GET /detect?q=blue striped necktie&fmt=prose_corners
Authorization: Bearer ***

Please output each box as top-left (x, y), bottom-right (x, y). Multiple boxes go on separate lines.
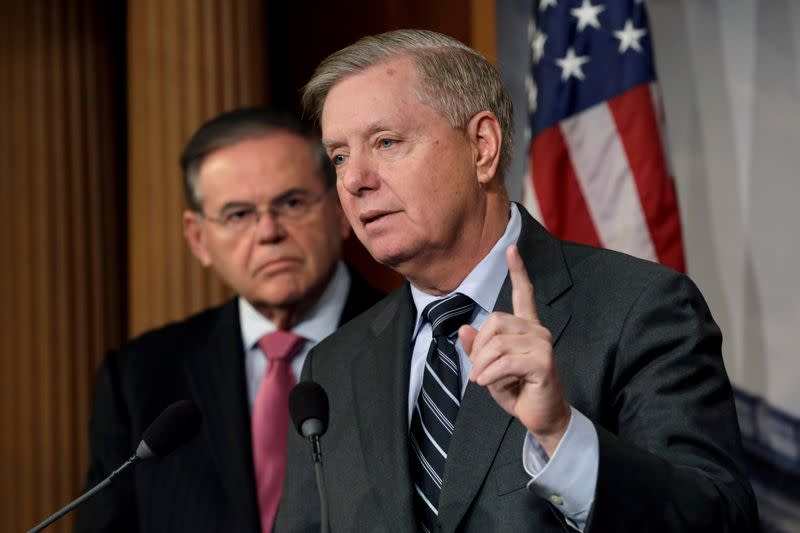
top-left (409, 293), bottom-right (477, 532)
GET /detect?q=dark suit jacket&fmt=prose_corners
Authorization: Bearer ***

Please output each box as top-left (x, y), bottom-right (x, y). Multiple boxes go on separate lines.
top-left (75, 271), bottom-right (383, 533)
top-left (276, 208), bottom-right (758, 532)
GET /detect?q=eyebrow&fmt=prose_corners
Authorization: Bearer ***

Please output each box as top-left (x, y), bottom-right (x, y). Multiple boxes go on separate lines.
top-left (322, 121), bottom-right (398, 151)
top-left (217, 188), bottom-right (312, 213)
top-left (217, 201), bottom-right (254, 215)
top-left (321, 139), bottom-right (342, 151)
top-left (271, 187), bottom-right (315, 203)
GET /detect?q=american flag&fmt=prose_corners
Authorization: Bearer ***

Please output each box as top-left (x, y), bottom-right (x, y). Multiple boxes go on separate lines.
top-left (522, 0), bottom-right (686, 272)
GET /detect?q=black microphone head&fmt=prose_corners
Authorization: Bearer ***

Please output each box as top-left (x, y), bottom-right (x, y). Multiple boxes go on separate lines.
top-left (137, 400), bottom-right (202, 459)
top-left (289, 381), bottom-right (329, 438)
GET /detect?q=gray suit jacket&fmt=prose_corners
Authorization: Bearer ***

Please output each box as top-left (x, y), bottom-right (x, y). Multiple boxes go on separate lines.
top-left (277, 207), bottom-right (757, 532)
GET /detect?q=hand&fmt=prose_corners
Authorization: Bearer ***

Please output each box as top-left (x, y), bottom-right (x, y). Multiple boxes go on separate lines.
top-left (460, 245), bottom-right (571, 456)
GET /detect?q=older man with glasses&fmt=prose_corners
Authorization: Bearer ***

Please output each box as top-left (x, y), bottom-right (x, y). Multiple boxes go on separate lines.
top-left (76, 108), bottom-right (383, 533)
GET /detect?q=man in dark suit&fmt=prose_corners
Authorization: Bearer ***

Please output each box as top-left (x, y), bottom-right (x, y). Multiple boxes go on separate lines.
top-left (76, 108), bottom-right (383, 533)
top-left (276, 30), bottom-right (758, 532)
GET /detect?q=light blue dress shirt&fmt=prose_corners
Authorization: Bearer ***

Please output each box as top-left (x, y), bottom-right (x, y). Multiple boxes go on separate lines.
top-left (408, 204), bottom-right (598, 531)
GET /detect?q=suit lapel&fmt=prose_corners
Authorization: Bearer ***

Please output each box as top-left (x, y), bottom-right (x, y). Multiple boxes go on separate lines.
top-left (183, 300), bottom-right (261, 532)
top-left (437, 381), bottom-right (513, 530)
top-left (350, 287), bottom-right (417, 531)
top-left (438, 208), bottom-right (573, 532)
top-left (511, 207), bottom-right (572, 347)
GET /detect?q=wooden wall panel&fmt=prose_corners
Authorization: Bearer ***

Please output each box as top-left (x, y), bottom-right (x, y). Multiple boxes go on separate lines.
top-left (0, 1), bottom-right (124, 531)
top-left (127, 0), bottom-right (268, 336)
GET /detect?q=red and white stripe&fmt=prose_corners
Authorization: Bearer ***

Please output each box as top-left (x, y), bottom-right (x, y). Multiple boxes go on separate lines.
top-left (523, 82), bottom-right (686, 272)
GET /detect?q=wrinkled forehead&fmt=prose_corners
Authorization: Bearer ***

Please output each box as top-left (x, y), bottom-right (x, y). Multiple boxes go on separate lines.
top-left (322, 57), bottom-right (423, 115)
top-left (195, 133), bottom-right (326, 199)
top-left (319, 52), bottom-right (422, 113)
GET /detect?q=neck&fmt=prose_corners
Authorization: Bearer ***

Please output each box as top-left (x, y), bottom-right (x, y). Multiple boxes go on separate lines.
top-left (406, 193), bottom-right (510, 296)
top-left (257, 305), bottom-right (304, 330)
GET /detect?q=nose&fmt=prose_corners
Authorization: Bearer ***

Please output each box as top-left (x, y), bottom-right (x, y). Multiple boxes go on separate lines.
top-left (340, 150), bottom-right (379, 197)
top-left (253, 209), bottom-right (285, 244)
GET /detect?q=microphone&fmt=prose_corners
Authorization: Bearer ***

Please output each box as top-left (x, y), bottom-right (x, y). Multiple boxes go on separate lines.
top-left (27, 399), bottom-right (202, 533)
top-left (289, 381), bottom-right (330, 533)
top-left (136, 399), bottom-right (203, 459)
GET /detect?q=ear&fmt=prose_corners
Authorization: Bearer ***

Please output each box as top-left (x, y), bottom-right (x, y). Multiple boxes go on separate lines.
top-left (183, 210), bottom-right (213, 267)
top-left (466, 111), bottom-right (502, 185)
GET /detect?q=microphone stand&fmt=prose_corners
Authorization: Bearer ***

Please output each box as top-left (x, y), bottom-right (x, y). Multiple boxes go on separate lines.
top-left (310, 435), bottom-right (329, 533)
top-left (26, 399), bottom-right (200, 533)
top-left (27, 454), bottom-right (140, 533)
top-left (291, 383), bottom-right (330, 533)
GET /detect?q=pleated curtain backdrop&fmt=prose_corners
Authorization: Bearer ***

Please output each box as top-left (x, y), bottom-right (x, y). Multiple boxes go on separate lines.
top-left (127, 0), bottom-right (267, 337)
top-left (0, 1), bottom-right (125, 531)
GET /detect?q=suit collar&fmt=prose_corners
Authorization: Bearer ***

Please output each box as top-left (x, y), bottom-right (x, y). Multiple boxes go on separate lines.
top-left (512, 202), bottom-right (573, 306)
top-left (183, 300), bottom-right (261, 532)
top-left (499, 206), bottom-right (573, 348)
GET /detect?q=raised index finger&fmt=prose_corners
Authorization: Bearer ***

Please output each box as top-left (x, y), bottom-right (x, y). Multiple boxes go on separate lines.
top-left (506, 244), bottom-right (539, 322)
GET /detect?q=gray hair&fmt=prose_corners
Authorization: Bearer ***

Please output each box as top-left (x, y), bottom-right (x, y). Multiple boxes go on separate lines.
top-left (302, 29), bottom-right (514, 182)
top-left (180, 107), bottom-right (335, 211)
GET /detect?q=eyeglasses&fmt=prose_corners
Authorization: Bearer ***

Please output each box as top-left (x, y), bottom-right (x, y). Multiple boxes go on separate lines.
top-left (199, 189), bottom-right (329, 235)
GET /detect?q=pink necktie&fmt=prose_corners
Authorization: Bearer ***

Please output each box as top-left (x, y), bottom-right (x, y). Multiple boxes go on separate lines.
top-left (252, 330), bottom-right (305, 533)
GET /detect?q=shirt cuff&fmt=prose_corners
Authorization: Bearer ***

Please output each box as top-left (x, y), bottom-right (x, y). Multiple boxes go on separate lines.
top-left (522, 406), bottom-right (598, 530)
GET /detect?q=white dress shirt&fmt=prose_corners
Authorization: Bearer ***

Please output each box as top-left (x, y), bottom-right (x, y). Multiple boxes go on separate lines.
top-left (240, 261), bottom-right (351, 408)
top-left (407, 204), bottom-right (598, 531)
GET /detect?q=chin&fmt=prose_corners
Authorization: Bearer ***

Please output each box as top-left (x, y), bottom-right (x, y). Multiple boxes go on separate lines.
top-left (250, 294), bottom-right (306, 315)
top-left (366, 242), bottom-right (419, 270)
top-left (252, 283), bottom-right (306, 307)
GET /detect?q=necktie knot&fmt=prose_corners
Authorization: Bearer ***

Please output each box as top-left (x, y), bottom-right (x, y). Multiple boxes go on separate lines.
top-left (423, 293), bottom-right (477, 338)
top-left (258, 330), bottom-right (305, 362)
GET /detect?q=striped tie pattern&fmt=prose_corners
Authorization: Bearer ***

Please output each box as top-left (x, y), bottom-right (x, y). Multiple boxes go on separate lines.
top-left (409, 293), bottom-right (477, 532)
